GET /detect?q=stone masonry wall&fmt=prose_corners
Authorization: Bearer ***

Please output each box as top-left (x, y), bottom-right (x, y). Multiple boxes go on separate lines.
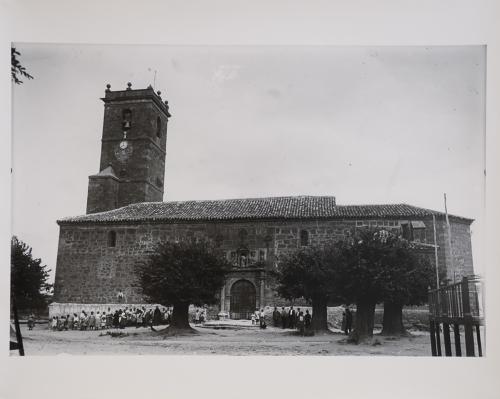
top-left (53, 216), bottom-right (473, 309)
top-left (448, 220), bottom-right (474, 281)
top-left (86, 175), bottom-right (119, 214)
top-left (88, 97), bottom-right (168, 213)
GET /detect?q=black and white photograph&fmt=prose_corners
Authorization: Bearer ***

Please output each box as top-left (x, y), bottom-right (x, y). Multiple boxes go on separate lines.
top-left (2, 2), bottom-right (500, 399)
top-left (10, 44), bottom-right (485, 356)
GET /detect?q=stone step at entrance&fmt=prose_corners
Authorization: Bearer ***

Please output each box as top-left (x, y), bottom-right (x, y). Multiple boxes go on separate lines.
top-left (199, 319), bottom-right (260, 330)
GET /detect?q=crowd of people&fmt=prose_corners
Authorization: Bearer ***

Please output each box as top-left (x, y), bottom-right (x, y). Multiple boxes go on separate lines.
top-left (47, 304), bottom-right (353, 335)
top-left (192, 308), bottom-right (208, 325)
top-left (271, 305), bottom-right (353, 335)
top-left (251, 309), bottom-right (267, 329)
top-left (50, 306), bottom-right (171, 331)
top-left (271, 306), bottom-right (312, 335)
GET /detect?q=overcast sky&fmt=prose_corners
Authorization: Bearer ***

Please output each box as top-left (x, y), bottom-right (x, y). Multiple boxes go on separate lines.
top-left (11, 44), bottom-right (485, 282)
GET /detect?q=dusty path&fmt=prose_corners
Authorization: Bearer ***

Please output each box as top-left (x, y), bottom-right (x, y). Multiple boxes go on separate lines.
top-left (16, 323), bottom-right (431, 356)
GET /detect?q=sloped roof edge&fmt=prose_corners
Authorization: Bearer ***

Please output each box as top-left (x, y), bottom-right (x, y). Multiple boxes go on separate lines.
top-left (57, 196), bottom-right (474, 225)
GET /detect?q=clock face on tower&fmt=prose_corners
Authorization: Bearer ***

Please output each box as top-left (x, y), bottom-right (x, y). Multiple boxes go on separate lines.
top-left (114, 141), bottom-right (133, 163)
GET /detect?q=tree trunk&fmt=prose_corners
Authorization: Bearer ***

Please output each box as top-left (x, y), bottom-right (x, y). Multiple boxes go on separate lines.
top-left (381, 302), bottom-right (406, 336)
top-left (170, 302), bottom-right (192, 330)
top-left (350, 299), bottom-right (376, 344)
top-left (311, 297), bottom-right (329, 332)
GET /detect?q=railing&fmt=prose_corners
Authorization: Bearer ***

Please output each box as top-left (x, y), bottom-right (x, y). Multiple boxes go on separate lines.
top-left (428, 275), bottom-right (484, 357)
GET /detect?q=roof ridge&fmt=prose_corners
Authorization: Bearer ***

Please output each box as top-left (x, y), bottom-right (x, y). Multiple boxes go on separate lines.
top-left (336, 203), bottom-right (408, 207)
top-left (142, 195), bottom-right (337, 205)
top-left (57, 197), bottom-right (474, 224)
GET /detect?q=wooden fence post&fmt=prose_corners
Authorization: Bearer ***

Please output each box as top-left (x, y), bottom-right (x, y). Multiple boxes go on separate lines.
top-left (429, 318), bottom-right (437, 356)
top-left (435, 321), bottom-right (442, 356)
top-left (476, 325), bottom-right (482, 357)
top-left (462, 277), bottom-right (475, 357)
top-left (453, 323), bottom-right (462, 356)
top-left (443, 323), bottom-right (452, 356)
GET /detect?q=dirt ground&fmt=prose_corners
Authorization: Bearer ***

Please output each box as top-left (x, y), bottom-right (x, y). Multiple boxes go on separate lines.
top-left (15, 322), bottom-right (432, 356)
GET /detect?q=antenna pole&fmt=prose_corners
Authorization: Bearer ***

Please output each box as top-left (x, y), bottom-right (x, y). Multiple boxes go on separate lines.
top-left (444, 193), bottom-right (455, 283)
top-left (432, 214), bottom-right (440, 289)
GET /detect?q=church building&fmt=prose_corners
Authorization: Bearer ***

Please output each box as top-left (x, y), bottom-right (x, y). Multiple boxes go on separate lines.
top-left (51, 84), bottom-right (475, 318)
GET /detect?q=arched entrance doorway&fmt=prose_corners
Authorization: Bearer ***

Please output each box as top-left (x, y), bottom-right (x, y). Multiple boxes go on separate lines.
top-left (230, 280), bottom-right (256, 320)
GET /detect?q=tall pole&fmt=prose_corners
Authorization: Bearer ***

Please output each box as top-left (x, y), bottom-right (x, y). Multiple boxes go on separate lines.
top-left (444, 193), bottom-right (455, 283)
top-left (11, 296), bottom-right (25, 356)
top-left (432, 214), bottom-right (441, 319)
top-left (432, 214), bottom-right (440, 289)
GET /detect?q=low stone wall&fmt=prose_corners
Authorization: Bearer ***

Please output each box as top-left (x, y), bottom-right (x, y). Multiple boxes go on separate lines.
top-left (50, 302), bottom-right (217, 321)
top-left (48, 302), bottom-right (165, 318)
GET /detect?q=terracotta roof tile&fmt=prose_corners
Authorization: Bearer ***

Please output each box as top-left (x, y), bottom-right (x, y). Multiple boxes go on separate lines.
top-left (58, 196), bottom-right (473, 224)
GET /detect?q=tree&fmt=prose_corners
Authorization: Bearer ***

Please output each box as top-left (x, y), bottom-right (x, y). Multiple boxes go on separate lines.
top-left (380, 241), bottom-right (433, 336)
top-left (138, 240), bottom-right (230, 334)
top-left (339, 229), bottom-right (433, 342)
top-left (338, 229), bottom-right (400, 343)
top-left (11, 236), bottom-right (52, 313)
top-left (273, 244), bottom-right (345, 332)
top-left (11, 47), bottom-right (33, 84)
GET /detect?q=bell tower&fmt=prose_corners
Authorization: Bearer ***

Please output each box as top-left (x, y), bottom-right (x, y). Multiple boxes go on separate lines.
top-left (86, 82), bottom-right (171, 214)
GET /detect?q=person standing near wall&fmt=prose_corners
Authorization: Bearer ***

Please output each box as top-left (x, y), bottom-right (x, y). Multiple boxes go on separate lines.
top-left (27, 313), bottom-right (35, 330)
top-left (298, 311), bottom-right (305, 336)
top-left (281, 307), bottom-right (288, 329)
top-left (272, 306), bottom-right (281, 327)
top-left (345, 307), bottom-right (353, 335)
top-left (289, 306), bottom-right (296, 329)
top-left (304, 310), bottom-right (312, 333)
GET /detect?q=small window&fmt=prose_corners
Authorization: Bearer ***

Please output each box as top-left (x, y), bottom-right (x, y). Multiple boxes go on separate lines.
top-left (156, 116), bottom-right (162, 138)
top-left (400, 222), bottom-right (412, 241)
top-left (300, 230), bottom-right (309, 246)
top-left (108, 231), bottom-right (117, 247)
top-left (122, 109), bottom-right (132, 130)
top-left (411, 221), bottom-right (426, 243)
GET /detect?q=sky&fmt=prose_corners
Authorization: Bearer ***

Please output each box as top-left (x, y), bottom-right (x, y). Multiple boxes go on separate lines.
top-left (11, 44), bottom-right (486, 282)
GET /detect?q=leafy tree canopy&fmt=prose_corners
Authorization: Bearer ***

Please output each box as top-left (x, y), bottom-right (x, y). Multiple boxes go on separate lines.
top-left (11, 236), bottom-right (52, 312)
top-left (339, 228), bottom-right (433, 305)
top-left (378, 238), bottom-right (433, 306)
top-left (138, 240), bottom-right (230, 307)
top-left (274, 244), bottom-right (346, 304)
top-left (11, 47), bottom-right (34, 84)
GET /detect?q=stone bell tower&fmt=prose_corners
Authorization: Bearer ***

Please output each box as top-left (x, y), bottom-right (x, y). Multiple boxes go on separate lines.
top-left (86, 82), bottom-right (171, 214)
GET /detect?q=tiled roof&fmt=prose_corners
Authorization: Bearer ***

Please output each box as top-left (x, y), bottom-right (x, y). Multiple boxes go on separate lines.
top-left (58, 196), bottom-right (473, 224)
top-left (90, 165), bottom-right (117, 179)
